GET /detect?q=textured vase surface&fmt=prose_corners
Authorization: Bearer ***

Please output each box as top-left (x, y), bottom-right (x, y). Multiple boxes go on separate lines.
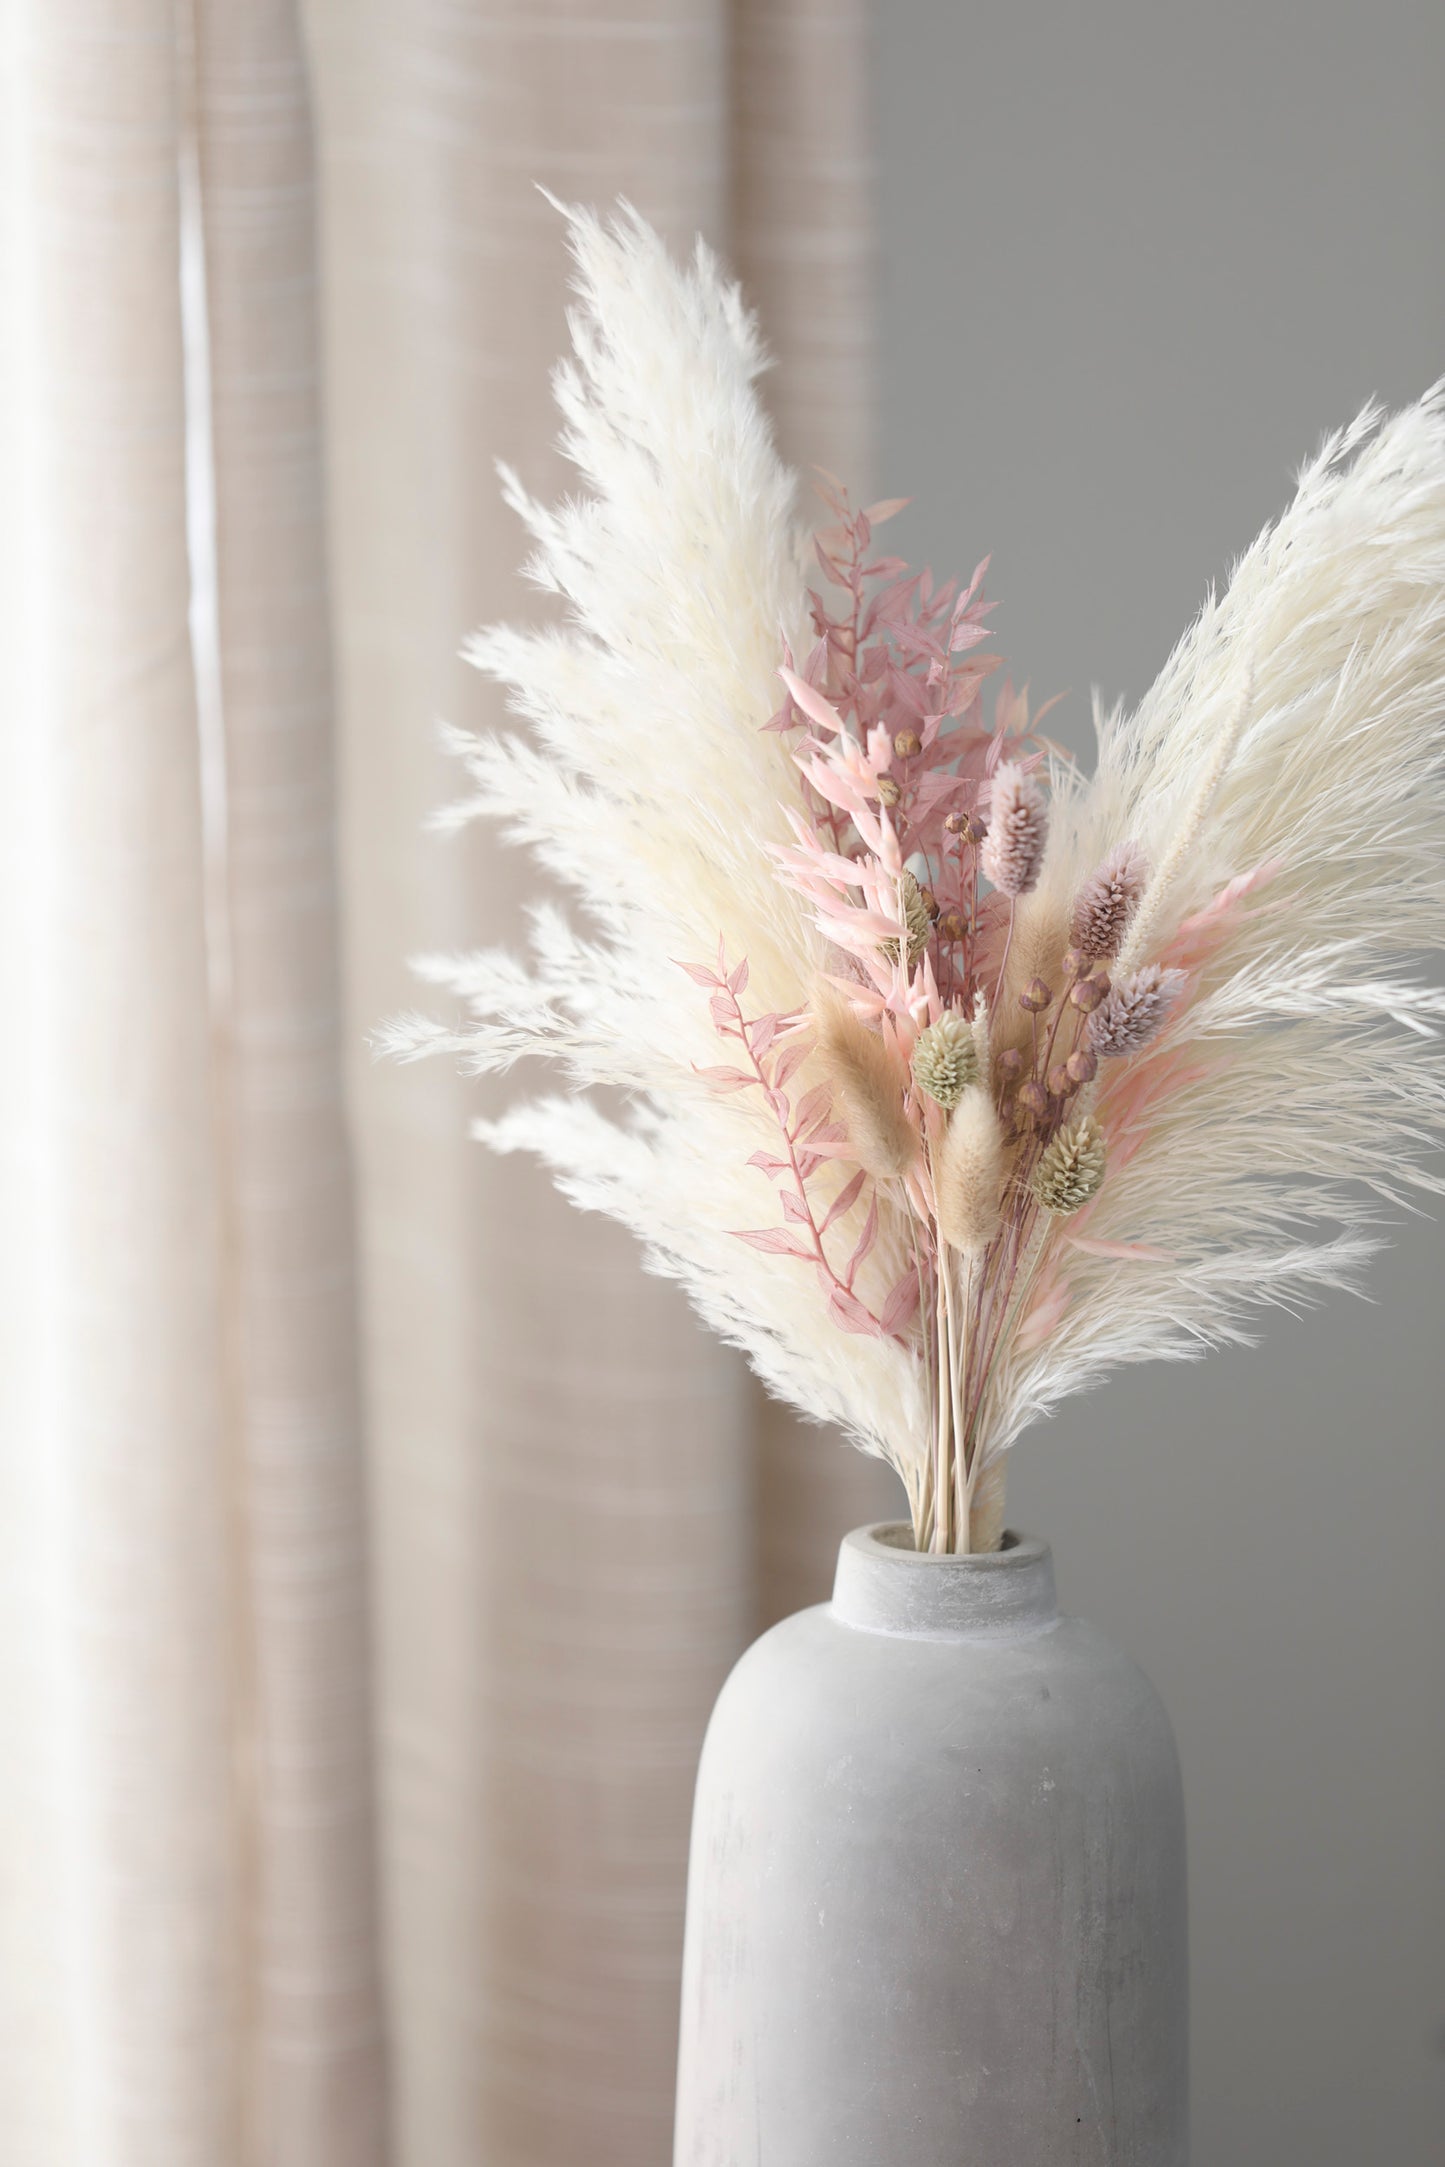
top-left (673, 1523), bottom-right (1188, 2166)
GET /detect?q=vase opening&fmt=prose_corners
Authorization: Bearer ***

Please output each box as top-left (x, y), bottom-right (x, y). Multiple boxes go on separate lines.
top-left (832, 1521), bottom-right (1058, 1638)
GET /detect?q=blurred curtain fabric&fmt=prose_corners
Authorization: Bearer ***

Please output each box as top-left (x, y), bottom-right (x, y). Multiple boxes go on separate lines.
top-left (0, 1), bottom-right (882, 2163)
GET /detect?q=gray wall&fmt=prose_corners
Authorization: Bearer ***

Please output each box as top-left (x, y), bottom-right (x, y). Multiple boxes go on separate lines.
top-left (876, 6), bottom-right (1445, 2162)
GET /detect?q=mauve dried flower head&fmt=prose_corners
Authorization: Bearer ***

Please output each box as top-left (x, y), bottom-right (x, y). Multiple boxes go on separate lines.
top-left (936, 1088), bottom-right (1006, 1255)
top-left (876, 775), bottom-right (901, 808)
top-left (1062, 945), bottom-right (1090, 981)
top-left (938, 910), bottom-right (969, 942)
top-left (981, 761), bottom-right (1047, 897)
top-left (1090, 965), bottom-right (1187, 1060)
top-left (996, 1046), bottom-right (1024, 1082)
top-left (894, 729), bottom-right (922, 759)
top-left (1033, 1114), bottom-right (1106, 1215)
top-left (1018, 976), bottom-right (1052, 1014)
top-left (1065, 1045), bottom-right (1098, 1086)
top-left (943, 811), bottom-right (966, 836)
top-left (1069, 973), bottom-right (1108, 1013)
top-left (912, 1013), bottom-right (979, 1110)
top-left (1016, 1079), bottom-right (1049, 1118)
top-left (1047, 1063), bottom-right (1076, 1098)
top-left (1069, 841), bottom-right (1151, 960)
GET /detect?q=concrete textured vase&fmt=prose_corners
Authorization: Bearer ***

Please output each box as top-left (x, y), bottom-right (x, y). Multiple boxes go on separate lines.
top-left (674, 1523), bottom-right (1188, 2166)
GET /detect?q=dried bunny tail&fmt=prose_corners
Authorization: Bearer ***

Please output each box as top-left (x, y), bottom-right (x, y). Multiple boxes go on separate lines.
top-left (815, 990), bottom-right (917, 1180)
top-left (982, 761), bottom-right (1048, 897)
top-left (935, 1088), bottom-right (1005, 1254)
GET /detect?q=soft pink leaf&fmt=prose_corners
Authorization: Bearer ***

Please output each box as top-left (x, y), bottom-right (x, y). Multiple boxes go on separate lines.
top-left (747, 1151), bottom-right (790, 1181)
top-left (695, 1065), bottom-right (753, 1090)
top-left (674, 958), bottom-right (720, 987)
top-left (731, 1228), bottom-right (815, 1260)
top-left (864, 496), bottom-right (910, 525)
top-left (728, 957), bottom-right (750, 997)
top-left (779, 665), bottom-right (846, 738)
top-left (748, 1012), bottom-right (779, 1060)
top-left (846, 1192), bottom-right (880, 1283)
top-left (773, 1041), bottom-right (810, 1089)
top-left (880, 1270), bottom-right (922, 1336)
top-left (793, 1082), bottom-right (832, 1133)
top-left (819, 1168), bottom-right (866, 1235)
top-left (828, 1287), bottom-right (885, 1339)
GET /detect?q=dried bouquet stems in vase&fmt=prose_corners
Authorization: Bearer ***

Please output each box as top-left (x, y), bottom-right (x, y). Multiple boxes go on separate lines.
top-left (385, 204), bottom-right (1445, 1553)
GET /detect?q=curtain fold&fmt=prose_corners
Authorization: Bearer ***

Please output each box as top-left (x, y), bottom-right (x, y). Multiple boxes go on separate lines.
top-left (0, 6), bottom-right (240, 2159)
top-left (188, 3), bottom-right (388, 2159)
top-left (302, 11), bottom-right (752, 2158)
top-left (0, 0), bottom-right (874, 2160)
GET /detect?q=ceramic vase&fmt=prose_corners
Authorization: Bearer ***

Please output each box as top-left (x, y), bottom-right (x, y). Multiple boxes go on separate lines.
top-left (673, 1522), bottom-right (1188, 2165)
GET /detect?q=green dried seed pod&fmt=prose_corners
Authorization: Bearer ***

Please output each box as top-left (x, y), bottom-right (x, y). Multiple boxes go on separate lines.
top-left (911, 1013), bottom-right (979, 1110)
top-left (1032, 1114), bottom-right (1106, 1215)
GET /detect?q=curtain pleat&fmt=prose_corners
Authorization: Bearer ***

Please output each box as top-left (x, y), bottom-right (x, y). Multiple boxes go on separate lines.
top-left (187, 4), bottom-right (389, 2161)
top-left (303, 5), bottom-right (757, 2163)
top-left (0, 7), bottom-right (240, 2162)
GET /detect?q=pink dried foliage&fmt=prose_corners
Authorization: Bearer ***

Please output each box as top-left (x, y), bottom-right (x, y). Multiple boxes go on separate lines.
top-left (684, 941), bottom-right (902, 1343)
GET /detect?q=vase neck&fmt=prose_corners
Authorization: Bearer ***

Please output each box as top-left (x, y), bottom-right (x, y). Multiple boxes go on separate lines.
top-left (831, 1523), bottom-right (1058, 1638)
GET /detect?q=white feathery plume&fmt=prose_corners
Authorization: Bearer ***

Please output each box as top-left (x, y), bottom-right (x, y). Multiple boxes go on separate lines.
top-left (982, 388), bottom-right (1445, 1461)
top-left (386, 202), bottom-right (930, 1502)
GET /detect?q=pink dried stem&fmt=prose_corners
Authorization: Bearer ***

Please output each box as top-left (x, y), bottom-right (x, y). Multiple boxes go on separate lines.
top-left (718, 972), bottom-right (894, 1338)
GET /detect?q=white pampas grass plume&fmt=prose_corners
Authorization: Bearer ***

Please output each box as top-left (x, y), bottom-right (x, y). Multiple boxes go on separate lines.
top-left (815, 993), bottom-right (917, 1180)
top-left (982, 761), bottom-right (1048, 896)
top-left (396, 201), bottom-right (929, 1481)
top-left (984, 385), bottom-right (1445, 1457)
top-left (1089, 965), bottom-right (1186, 1059)
top-left (936, 1088), bottom-right (1005, 1254)
top-left (1069, 841), bottom-right (1149, 959)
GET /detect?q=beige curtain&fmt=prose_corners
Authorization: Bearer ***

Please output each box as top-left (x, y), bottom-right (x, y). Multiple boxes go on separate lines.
top-left (0, 2), bottom-right (883, 2162)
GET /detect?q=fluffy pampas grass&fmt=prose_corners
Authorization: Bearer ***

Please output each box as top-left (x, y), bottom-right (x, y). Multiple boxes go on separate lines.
top-left (385, 200), bottom-right (1445, 1552)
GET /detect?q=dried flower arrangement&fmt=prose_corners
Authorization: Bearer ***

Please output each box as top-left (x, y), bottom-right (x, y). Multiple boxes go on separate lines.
top-left (384, 205), bottom-right (1445, 1553)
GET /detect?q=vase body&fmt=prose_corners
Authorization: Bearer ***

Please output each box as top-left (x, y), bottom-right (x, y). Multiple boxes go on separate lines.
top-left (673, 1524), bottom-right (1188, 2166)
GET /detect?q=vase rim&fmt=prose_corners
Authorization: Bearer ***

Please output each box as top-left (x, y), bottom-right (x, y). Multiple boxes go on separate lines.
top-left (832, 1521), bottom-right (1058, 1638)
